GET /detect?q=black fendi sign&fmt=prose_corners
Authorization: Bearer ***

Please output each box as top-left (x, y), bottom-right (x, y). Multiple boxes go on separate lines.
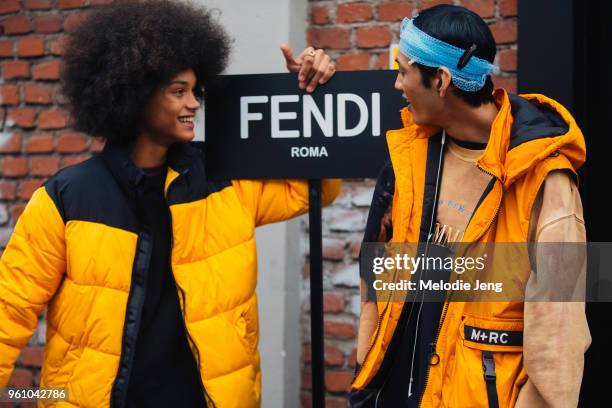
top-left (204, 71), bottom-right (405, 179)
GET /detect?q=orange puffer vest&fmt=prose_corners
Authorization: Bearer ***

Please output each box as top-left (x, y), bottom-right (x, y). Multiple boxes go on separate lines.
top-left (352, 89), bottom-right (586, 407)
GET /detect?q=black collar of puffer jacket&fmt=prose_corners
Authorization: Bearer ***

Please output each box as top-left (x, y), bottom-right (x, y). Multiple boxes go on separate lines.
top-left (100, 141), bottom-right (203, 200)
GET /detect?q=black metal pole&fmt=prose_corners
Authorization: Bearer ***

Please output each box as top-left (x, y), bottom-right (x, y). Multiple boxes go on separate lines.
top-left (308, 179), bottom-right (324, 408)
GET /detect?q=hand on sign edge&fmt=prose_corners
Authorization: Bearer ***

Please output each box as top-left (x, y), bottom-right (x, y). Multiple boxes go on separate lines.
top-left (280, 43), bottom-right (336, 93)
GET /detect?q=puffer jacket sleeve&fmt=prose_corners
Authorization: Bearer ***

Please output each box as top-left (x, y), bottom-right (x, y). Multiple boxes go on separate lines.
top-left (0, 186), bottom-right (66, 386)
top-left (231, 179), bottom-right (341, 226)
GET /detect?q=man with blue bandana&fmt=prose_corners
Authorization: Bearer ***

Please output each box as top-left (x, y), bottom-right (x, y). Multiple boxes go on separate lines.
top-left (351, 5), bottom-right (590, 408)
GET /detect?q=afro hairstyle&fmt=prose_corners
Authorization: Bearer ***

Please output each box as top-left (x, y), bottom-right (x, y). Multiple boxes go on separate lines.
top-left (61, 0), bottom-right (231, 144)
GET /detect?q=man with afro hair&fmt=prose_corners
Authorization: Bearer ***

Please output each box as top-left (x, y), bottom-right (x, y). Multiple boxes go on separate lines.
top-left (0, 1), bottom-right (339, 407)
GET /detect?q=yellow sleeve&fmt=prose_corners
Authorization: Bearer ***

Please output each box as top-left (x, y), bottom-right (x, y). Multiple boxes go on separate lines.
top-left (0, 187), bottom-right (66, 386)
top-left (231, 179), bottom-right (341, 226)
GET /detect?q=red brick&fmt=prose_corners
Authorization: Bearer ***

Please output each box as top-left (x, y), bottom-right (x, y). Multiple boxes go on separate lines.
top-left (349, 238), bottom-right (362, 259)
top-left (311, 5), bottom-right (329, 25)
top-left (1, 60), bottom-right (30, 79)
top-left (419, 0), bottom-right (453, 10)
top-left (377, 2), bottom-right (412, 22)
top-left (356, 26), bottom-right (392, 49)
top-left (10, 203), bottom-right (27, 220)
top-left (301, 366), bottom-right (312, 391)
top-left (493, 75), bottom-right (517, 93)
top-left (32, 60), bottom-right (61, 80)
top-left (26, 0), bottom-right (53, 10)
top-left (0, 40), bottom-right (13, 57)
top-left (18, 37), bottom-right (45, 58)
top-left (18, 179), bottom-right (42, 200)
top-left (325, 370), bottom-right (353, 393)
top-left (8, 368), bottom-right (33, 387)
top-left (39, 109), bottom-right (68, 129)
top-left (0, 0), bottom-right (21, 15)
top-left (7, 108), bottom-right (36, 128)
top-left (34, 15), bottom-right (63, 33)
top-left (18, 402), bottom-right (39, 408)
top-left (373, 51), bottom-right (390, 70)
top-left (26, 133), bottom-right (54, 152)
top-left (0, 132), bottom-right (21, 152)
top-left (24, 84), bottom-right (53, 105)
top-left (323, 238), bottom-right (345, 260)
top-left (301, 392), bottom-right (312, 408)
top-left (326, 396), bottom-right (349, 408)
top-left (63, 11), bottom-right (90, 33)
top-left (3, 15), bottom-right (33, 35)
top-left (461, 0), bottom-right (495, 18)
top-left (307, 28), bottom-right (350, 50)
top-left (59, 0), bottom-right (87, 9)
top-left (0, 85), bottom-right (20, 106)
top-left (489, 20), bottom-right (517, 44)
top-left (497, 48), bottom-right (517, 72)
top-left (58, 132), bottom-right (87, 152)
top-left (336, 3), bottom-right (372, 23)
top-left (90, 137), bottom-right (105, 152)
top-left (1, 156), bottom-right (28, 176)
top-left (90, 0), bottom-right (114, 5)
top-left (48, 37), bottom-right (66, 56)
top-left (324, 291), bottom-right (346, 313)
top-left (336, 53), bottom-right (370, 71)
top-left (324, 343), bottom-right (344, 366)
top-left (0, 181), bottom-right (17, 199)
top-left (31, 155), bottom-right (59, 176)
top-left (61, 154), bottom-right (90, 168)
top-left (348, 347), bottom-right (357, 367)
top-left (302, 343), bottom-right (312, 364)
top-left (500, 0), bottom-right (517, 17)
top-left (324, 319), bottom-right (356, 338)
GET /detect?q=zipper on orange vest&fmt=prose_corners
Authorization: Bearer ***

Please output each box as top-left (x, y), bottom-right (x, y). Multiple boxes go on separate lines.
top-left (416, 294), bottom-right (449, 407)
top-left (418, 165), bottom-right (503, 407)
top-left (471, 164), bottom-right (505, 241)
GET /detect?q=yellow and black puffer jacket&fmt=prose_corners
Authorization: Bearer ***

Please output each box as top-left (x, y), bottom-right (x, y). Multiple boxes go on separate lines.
top-left (0, 141), bottom-right (340, 407)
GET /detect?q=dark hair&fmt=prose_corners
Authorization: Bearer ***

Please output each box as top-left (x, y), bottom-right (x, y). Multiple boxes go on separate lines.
top-left (61, 0), bottom-right (231, 144)
top-left (413, 5), bottom-right (496, 107)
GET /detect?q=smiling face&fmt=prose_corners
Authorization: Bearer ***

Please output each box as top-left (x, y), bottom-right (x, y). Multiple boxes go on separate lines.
top-left (394, 53), bottom-right (445, 126)
top-left (141, 69), bottom-right (202, 145)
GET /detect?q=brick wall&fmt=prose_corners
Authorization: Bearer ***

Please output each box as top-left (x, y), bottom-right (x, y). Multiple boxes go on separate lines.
top-left (300, 0), bottom-right (517, 406)
top-left (0, 0), bottom-right (109, 399)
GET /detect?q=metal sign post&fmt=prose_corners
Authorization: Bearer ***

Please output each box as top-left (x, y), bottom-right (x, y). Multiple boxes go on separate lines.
top-left (205, 71), bottom-right (404, 407)
top-left (308, 179), bottom-right (324, 407)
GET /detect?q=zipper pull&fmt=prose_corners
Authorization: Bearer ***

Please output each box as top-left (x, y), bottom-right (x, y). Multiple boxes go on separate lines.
top-left (428, 342), bottom-right (440, 366)
top-left (408, 376), bottom-right (414, 397)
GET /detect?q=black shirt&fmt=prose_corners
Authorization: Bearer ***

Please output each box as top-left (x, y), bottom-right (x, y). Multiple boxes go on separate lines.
top-left (125, 165), bottom-right (205, 408)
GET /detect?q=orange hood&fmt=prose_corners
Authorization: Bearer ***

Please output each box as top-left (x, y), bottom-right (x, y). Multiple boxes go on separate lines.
top-left (389, 89), bottom-right (586, 187)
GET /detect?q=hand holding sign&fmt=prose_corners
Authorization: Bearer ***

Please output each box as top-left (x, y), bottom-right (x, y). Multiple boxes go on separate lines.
top-left (280, 44), bottom-right (336, 93)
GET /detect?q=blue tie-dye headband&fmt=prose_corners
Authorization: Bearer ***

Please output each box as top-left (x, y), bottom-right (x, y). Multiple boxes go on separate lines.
top-left (399, 17), bottom-right (499, 92)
